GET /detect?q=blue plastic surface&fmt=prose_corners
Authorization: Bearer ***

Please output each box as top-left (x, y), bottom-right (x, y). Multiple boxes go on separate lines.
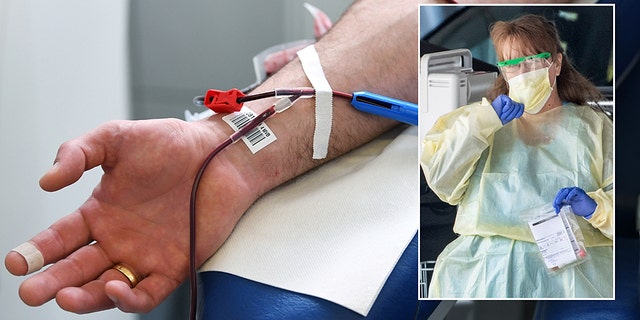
top-left (200, 233), bottom-right (440, 319)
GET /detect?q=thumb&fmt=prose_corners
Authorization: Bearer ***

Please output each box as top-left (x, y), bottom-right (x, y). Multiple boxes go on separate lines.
top-left (39, 123), bottom-right (121, 192)
top-left (39, 143), bottom-right (89, 192)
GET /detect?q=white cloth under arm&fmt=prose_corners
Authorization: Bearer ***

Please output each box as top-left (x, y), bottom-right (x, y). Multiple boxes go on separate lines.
top-left (200, 126), bottom-right (418, 316)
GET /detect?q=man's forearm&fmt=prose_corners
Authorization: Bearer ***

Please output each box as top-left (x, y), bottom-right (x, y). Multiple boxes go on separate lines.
top-left (319, 0), bottom-right (419, 101)
top-left (203, 0), bottom-right (420, 198)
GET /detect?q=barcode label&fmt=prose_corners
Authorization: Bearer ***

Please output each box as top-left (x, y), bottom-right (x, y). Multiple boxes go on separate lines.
top-left (230, 112), bottom-right (252, 128)
top-left (222, 107), bottom-right (277, 154)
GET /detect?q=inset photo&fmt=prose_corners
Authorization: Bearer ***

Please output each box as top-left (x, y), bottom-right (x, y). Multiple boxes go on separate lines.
top-left (418, 4), bottom-right (614, 300)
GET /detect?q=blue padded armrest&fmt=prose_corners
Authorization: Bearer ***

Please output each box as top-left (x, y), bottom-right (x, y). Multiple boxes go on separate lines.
top-left (200, 233), bottom-right (441, 320)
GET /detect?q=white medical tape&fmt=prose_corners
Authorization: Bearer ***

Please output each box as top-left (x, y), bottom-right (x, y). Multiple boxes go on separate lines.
top-left (12, 242), bottom-right (45, 275)
top-left (297, 44), bottom-right (333, 159)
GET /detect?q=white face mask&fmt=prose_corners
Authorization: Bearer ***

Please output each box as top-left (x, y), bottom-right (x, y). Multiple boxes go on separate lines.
top-left (507, 66), bottom-right (556, 114)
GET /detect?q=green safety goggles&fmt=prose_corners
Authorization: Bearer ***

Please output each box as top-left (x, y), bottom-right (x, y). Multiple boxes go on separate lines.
top-left (497, 52), bottom-right (551, 67)
top-left (497, 52), bottom-right (552, 79)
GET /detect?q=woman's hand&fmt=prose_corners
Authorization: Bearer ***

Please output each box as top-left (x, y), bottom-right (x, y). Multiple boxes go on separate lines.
top-left (491, 94), bottom-right (524, 125)
top-left (4, 118), bottom-right (258, 313)
top-left (553, 186), bottom-right (597, 219)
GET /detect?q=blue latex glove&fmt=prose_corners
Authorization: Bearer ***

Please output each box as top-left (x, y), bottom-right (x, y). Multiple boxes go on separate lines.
top-left (553, 187), bottom-right (597, 219)
top-left (491, 94), bottom-right (524, 125)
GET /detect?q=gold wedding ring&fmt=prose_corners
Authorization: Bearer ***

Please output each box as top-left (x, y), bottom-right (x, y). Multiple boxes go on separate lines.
top-left (112, 263), bottom-right (140, 287)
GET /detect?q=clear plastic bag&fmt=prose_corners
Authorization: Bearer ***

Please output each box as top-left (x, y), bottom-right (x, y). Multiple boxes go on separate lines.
top-left (522, 203), bottom-right (589, 271)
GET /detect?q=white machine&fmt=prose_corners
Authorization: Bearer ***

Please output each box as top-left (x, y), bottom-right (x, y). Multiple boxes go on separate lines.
top-left (419, 49), bottom-right (497, 152)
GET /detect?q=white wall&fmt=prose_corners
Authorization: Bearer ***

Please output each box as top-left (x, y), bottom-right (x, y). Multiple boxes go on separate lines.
top-left (0, 1), bottom-right (133, 319)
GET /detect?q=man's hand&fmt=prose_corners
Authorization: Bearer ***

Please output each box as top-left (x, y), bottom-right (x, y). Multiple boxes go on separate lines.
top-left (5, 0), bottom-right (418, 314)
top-left (4, 118), bottom-right (257, 313)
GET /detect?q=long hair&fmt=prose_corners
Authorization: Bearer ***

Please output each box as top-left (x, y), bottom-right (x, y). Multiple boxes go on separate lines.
top-left (487, 14), bottom-right (603, 106)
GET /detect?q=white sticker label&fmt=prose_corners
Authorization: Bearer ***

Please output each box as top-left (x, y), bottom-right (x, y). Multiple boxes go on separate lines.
top-left (528, 212), bottom-right (579, 270)
top-left (222, 107), bottom-right (277, 153)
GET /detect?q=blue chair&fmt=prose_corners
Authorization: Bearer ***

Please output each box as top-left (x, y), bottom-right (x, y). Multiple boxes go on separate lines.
top-left (200, 233), bottom-right (442, 320)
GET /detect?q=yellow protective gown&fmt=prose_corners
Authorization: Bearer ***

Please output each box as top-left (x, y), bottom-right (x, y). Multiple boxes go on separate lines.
top-left (421, 99), bottom-right (613, 298)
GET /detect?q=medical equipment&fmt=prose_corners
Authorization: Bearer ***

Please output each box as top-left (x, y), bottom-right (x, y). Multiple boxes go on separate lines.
top-left (351, 91), bottom-right (418, 126)
top-left (194, 88), bottom-right (418, 125)
top-left (419, 49), bottom-right (497, 151)
top-left (187, 93), bottom-right (307, 320)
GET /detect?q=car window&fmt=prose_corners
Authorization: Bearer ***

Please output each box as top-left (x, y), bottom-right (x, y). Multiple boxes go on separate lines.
top-left (424, 6), bottom-right (614, 88)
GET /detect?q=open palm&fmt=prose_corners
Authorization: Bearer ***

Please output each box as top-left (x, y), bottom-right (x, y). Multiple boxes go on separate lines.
top-left (5, 118), bottom-right (256, 313)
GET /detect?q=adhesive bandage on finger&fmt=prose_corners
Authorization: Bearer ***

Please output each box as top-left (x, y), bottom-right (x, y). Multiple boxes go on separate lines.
top-left (297, 45), bottom-right (333, 160)
top-left (12, 242), bottom-right (45, 275)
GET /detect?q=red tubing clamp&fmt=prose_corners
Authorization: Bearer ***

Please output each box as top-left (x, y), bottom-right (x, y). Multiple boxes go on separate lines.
top-left (203, 88), bottom-right (245, 113)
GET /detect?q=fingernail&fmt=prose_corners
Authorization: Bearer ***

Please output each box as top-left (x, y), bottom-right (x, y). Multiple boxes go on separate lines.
top-left (12, 242), bottom-right (45, 275)
top-left (107, 292), bottom-right (119, 305)
top-left (49, 161), bottom-right (60, 172)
